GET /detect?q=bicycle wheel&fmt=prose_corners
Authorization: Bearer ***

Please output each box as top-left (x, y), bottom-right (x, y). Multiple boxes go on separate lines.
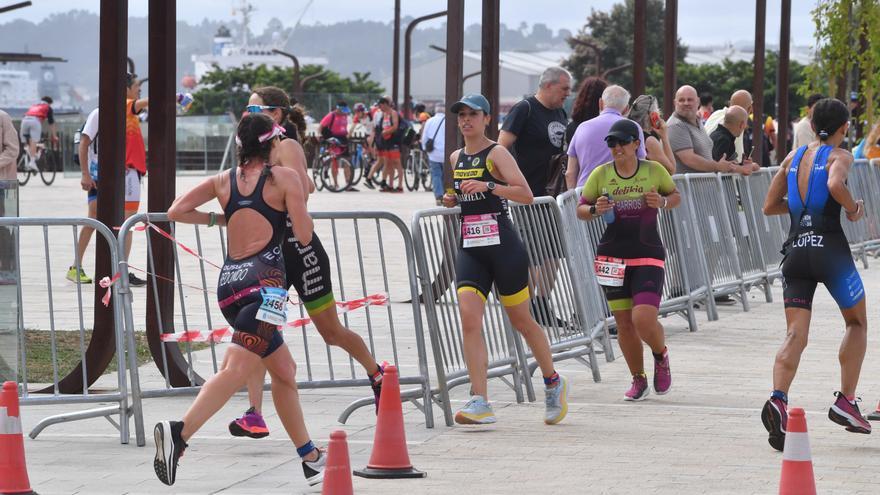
top-left (311, 152), bottom-right (325, 192)
top-left (403, 151), bottom-right (419, 191)
top-left (40, 149), bottom-right (58, 185)
top-left (321, 156), bottom-right (352, 193)
top-left (17, 151), bottom-right (31, 186)
top-left (421, 156), bottom-right (433, 192)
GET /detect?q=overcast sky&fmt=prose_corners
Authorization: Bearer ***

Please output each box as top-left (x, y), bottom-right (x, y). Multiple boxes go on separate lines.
top-left (6, 0), bottom-right (817, 46)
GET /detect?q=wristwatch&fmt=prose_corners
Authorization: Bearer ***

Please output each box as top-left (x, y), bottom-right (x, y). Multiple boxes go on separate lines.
top-left (486, 181), bottom-right (496, 192)
top-left (589, 205), bottom-right (597, 215)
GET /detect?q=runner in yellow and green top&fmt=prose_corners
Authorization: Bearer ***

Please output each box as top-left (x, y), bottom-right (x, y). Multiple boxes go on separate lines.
top-left (577, 118), bottom-right (681, 402)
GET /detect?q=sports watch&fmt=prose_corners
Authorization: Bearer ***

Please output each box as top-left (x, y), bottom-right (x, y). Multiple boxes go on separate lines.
top-left (486, 181), bottom-right (497, 192)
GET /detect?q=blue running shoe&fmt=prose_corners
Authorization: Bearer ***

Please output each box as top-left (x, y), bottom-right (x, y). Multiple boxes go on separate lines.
top-left (544, 375), bottom-right (569, 424)
top-left (454, 395), bottom-right (496, 425)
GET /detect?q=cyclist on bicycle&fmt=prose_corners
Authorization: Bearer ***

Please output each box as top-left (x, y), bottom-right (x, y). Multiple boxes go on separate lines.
top-left (20, 96), bottom-right (58, 172)
top-left (319, 101), bottom-right (352, 189)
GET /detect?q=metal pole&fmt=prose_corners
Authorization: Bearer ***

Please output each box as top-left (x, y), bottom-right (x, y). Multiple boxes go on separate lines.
top-left (775, 0), bottom-right (791, 163)
top-left (663, 0), bottom-right (678, 116)
top-left (404, 10), bottom-right (447, 121)
top-left (633, 0), bottom-right (647, 97)
top-left (752, 0), bottom-right (766, 166)
top-left (392, 0), bottom-right (401, 109)
top-left (54, 0), bottom-right (127, 394)
top-left (482, 0), bottom-right (500, 140)
top-left (272, 49), bottom-right (301, 102)
top-left (444, 0), bottom-right (464, 191)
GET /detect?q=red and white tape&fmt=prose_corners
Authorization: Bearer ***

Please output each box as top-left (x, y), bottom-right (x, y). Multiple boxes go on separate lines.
top-left (159, 293), bottom-right (389, 343)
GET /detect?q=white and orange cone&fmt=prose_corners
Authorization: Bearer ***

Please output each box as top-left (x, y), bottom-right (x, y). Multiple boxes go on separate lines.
top-left (779, 407), bottom-right (816, 495)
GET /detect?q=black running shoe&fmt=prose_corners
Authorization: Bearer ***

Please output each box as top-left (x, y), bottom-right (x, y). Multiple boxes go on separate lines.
top-left (369, 364), bottom-right (385, 414)
top-left (761, 397), bottom-right (788, 452)
top-left (129, 273), bottom-right (147, 287)
top-left (153, 420), bottom-right (187, 486)
top-left (301, 449), bottom-right (326, 486)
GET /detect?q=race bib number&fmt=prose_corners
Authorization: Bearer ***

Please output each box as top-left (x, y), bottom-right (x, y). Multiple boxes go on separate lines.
top-left (594, 256), bottom-right (625, 287)
top-left (462, 214), bottom-right (500, 248)
top-left (256, 287), bottom-right (288, 326)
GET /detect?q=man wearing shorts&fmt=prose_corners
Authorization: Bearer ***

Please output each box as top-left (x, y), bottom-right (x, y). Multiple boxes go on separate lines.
top-left (20, 96), bottom-right (58, 172)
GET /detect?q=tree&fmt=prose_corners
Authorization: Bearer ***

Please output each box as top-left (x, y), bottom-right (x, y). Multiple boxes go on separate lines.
top-left (802, 0), bottom-right (880, 131)
top-left (563, 0), bottom-right (688, 89)
top-left (188, 64), bottom-right (385, 115)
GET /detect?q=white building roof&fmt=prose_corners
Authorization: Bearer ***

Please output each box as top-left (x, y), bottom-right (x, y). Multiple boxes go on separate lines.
top-left (462, 50), bottom-right (570, 76)
top-left (685, 43), bottom-right (814, 66)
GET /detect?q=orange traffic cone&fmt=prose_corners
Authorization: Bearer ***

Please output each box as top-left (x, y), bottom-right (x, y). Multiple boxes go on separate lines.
top-left (0, 381), bottom-right (36, 495)
top-left (867, 400), bottom-right (880, 421)
top-left (779, 407), bottom-right (816, 495)
top-left (321, 430), bottom-right (353, 495)
top-left (353, 365), bottom-right (426, 479)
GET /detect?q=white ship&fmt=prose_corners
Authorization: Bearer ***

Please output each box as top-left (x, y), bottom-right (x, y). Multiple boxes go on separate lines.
top-left (0, 69), bottom-right (39, 109)
top-left (190, 1), bottom-right (327, 82)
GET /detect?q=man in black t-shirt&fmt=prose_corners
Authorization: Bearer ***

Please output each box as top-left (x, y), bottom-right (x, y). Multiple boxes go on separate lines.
top-left (498, 66), bottom-right (571, 329)
top-left (499, 66), bottom-right (571, 197)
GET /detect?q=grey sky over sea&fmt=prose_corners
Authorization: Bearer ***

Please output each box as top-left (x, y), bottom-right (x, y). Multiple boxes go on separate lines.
top-left (8, 0), bottom-right (817, 47)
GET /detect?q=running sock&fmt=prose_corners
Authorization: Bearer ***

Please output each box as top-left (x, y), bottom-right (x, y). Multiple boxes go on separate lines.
top-left (543, 371), bottom-right (560, 387)
top-left (846, 394), bottom-right (856, 403)
top-left (652, 347), bottom-right (667, 362)
top-left (634, 371), bottom-right (647, 379)
top-left (296, 440), bottom-right (317, 459)
top-left (771, 390), bottom-right (788, 403)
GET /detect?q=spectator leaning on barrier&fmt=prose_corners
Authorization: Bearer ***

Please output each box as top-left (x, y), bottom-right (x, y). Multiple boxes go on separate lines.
top-left (565, 76), bottom-right (608, 146)
top-left (667, 85), bottom-right (741, 174)
top-left (792, 93), bottom-right (824, 151)
top-left (566, 85), bottom-right (647, 188)
top-left (499, 66), bottom-right (571, 197)
top-left (710, 105), bottom-right (751, 168)
top-left (0, 108), bottom-right (17, 285)
top-left (0, 109), bottom-right (18, 181)
top-left (627, 95), bottom-right (675, 174)
top-left (704, 89), bottom-right (753, 164)
top-left (420, 103), bottom-right (446, 206)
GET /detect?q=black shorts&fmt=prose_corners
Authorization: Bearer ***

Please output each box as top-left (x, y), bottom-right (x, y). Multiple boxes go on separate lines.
top-left (282, 229), bottom-right (336, 315)
top-left (601, 262), bottom-right (665, 312)
top-left (217, 245), bottom-right (286, 358)
top-left (781, 233), bottom-right (864, 310)
top-left (456, 216), bottom-right (530, 307)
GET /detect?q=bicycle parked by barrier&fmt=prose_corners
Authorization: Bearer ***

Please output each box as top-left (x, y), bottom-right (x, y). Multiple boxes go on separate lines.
top-left (312, 137), bottom-right (357, 193)
top-left (16, 139), bottom-right (58, 186)
top-left (404, 147), bottom-right (432, 192)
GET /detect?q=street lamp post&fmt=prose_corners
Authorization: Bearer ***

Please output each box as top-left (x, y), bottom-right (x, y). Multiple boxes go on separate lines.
top-left (404, 10), bottom-right (447, 120)
top-left (272, 48), bottom-right (302, 101)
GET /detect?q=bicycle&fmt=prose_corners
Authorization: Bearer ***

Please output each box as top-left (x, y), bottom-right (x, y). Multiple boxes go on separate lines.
top-left (404, 147), bottom-right (431, 192)
top-left (17, 139), bottom-right (58, 186)
top-left (316, 137), bottom-right (355, 193)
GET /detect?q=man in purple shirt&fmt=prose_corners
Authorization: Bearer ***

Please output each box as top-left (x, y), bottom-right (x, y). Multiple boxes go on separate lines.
top-left (565, 85), bottom-right (646, 188)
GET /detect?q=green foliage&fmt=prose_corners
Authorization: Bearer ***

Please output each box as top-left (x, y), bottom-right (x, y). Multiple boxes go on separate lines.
top-left (647, 52), bottom-right (809, 122)
top-left (189, 64), bottom-right (384, 115)
top-left (803, 0), bottom-right (880, 126)
top-left (563, 0), bottom-right (687, 89)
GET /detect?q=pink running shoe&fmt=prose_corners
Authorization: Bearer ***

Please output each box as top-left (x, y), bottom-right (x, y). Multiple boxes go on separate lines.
top-left (228, 407), bottom-right (270, 438)
top-left (828, 392), bottom-right (872, 434)
top-left (624, 373), bottom-right (650, 401)
top-left (653, 349), bottom-right (671, 395)
top-left (761, 397), bottom-right (788, 451)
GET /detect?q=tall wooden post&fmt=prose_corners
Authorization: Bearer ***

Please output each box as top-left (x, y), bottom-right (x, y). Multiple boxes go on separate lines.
top-left (752, 0), bottom-right (766, 165)
top-left (633, 0), bottom-right (647, 97)
top-left (663, 0), bottom-right (678, 116)
top-left (481, 0), bottom-right (500, 140)
top-left (775, 0), bottom-right (791, 163)
top-left (443, 0), bottom-right (464, 191)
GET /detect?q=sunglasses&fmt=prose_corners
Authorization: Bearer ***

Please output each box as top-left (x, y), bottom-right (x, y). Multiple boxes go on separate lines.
top-left (605, 137), bottom-right (635, 148)
top-left (245, 105), bottom-right (281, 113)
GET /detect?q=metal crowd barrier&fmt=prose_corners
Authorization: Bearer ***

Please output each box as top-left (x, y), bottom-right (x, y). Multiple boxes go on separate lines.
top-left (844, 159), bottom-right (880, 267)
top-left (719, 174), bottom-right (774, 302)
top-left (117, 211), bottom-right (435, 428)
top-left (411, 206), bottom-right (529, 427)
top-left (508, 197), bottom-right (602, 389)
top-left (0, 217), bottom-right (140, 445)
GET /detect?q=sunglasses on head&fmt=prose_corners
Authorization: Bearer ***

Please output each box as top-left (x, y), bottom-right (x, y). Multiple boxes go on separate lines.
top-left (245, 104), bottom-right (281, 113)
top-left (606, 137), bottom-right (635, 148)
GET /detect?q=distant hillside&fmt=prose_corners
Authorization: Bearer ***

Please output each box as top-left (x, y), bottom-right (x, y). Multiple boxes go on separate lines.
top-left (0, 10), bottom-right (571, 106)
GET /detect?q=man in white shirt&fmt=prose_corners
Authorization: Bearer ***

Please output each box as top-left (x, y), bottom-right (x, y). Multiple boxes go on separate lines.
top-left (792, 94), bottom-right (823, 150)
top-left (67, 108), bottom-right (99, 284)
top-left (419, 104), bottom-right (446, 205)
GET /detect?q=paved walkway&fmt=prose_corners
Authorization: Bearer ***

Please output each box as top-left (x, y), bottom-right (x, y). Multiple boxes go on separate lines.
top-left (10, 176), bottom-right (880, 494)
